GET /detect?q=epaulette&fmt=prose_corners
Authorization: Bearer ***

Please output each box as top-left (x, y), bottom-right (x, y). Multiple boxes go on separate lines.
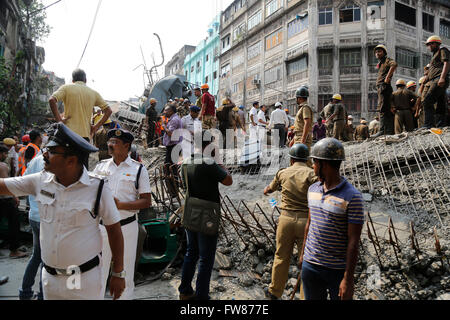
top-left (89, 172), bottom-right (108, 181)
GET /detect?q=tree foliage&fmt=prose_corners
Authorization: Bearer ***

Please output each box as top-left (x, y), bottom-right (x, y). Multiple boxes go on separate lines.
top-left (0, 57), bottom-right (23, 137)
top-left (18, 0), bottom-right (52, 43)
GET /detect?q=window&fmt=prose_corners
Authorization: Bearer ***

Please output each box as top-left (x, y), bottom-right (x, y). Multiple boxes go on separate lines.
top-left (319, 7), bottom-right (332, 25)
top-left (206, 54), bottom-right (209, 62)
top-left (340, 49), bottom-right (361, 67)
top-left (265, 29), bottom-right (283, 50)
top-left (266, 0), bottom-right (282, 18)
top-left (368, 47), bottom-right (379, 65)
top-left (213, 71), bottom-right (217, 79)
top-left (232, 82), bottom-right (239, 93)
top-left (422, 54), bottom-right (431, 68)
top-left (340, 5), bottom-right (361, 23)
top-left (248, 41), bottom-right (262, 60)
top-left (197, 61), bottom-right (200, 68)
top-left (205, 76), bottom-right (209, 83)
top-left (440, 19), bottom-right (450, 39)
top-left (368, 93), bottom-right (378, 112)
top-left (191, 66), bottom-right (194, 72)
top-left (287, 56), bottom-right (307, 75)
top-left (264, 65), bottom-right (282, 84)
top-left (287, 14), bottom-right (308, 38)
top-left (233, 23), bottom-right (246, 41)
top-left (221, 64), bottom-right (230, 77)
top-left (396, 47), bottom-right (417, 69)
top-left (395, 2), bottom-right (416, 27)
top-left (318, 95), bottom-right (333, 112)
top-left (423, 12), bottom-right (434, 33)
top-left (222, 34), bottom-right (231, 52)
top-left (318, 50), bottom-right (333, 68)
top-left (248, 10), bottom-right (262, 30)
top-left (342, 94), bottom-right (361, 113)
top-left (367, 1), bottom-right (384, 20)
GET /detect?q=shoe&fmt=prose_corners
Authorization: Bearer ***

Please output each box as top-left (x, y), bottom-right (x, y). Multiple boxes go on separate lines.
top-left (264, 287), bottom-right (279, 300)
top-left (0, 276), bottom-right (8, 285)
top-left (179, 293), bottom-right (196, 300)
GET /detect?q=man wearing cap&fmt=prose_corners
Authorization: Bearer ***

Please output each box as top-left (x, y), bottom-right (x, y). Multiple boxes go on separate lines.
top-left (325, 94), bottom-right (346, 141)
top-left (216, 99), bottom-right (236, 149)
top-left (93, 116), bottom-right (113, 162)
top-left (263, 144), bottom-right (318, 299)
top-left (93, 128), bottom-right (151, 300)
top-left (269, 102), bottom-right (290, 148)
top-left (391, 79), bottom-right (417, 134)
top-left (163, 104), bottom-right (183, 166)
top-left (257, 105), bottom-right (269, 144)
top-left (369, 116), bottom-right (380, 136)
top-left (199, 84), bottom-right (216, 130)
top-left (344, 115), bottom-right (355, 142)
top-left (0, 123), bottom-right (126, 299)
top-left (3, 138), bottom-right (17, 177)
top-left (145, 98), bottom-right (158, 148)
top-left (300, 138), bottom-right (364, 300)
top-left (181, 106), bottom-right (202, 156)
top-left (291, 86), bottom-right (313, 151)
top-left (354, 119), bottom-right (370, 142)
top-left (422, 35), bottom-right (449, 128)
top-left (372, 45), bottom-right (397, 137)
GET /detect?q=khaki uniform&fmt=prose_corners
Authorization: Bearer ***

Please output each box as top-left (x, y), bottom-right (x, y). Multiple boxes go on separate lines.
top-left (392, 87), bottom-right (417, 134)
top-left (93, 126), bottom-right (111, 161)
top-left (177, 106), bottom-right (190, 118)
top-left (320, 103), bottom-right (335, 137)
top-left (423, 47), bottom-right (450, 128)
top-left (202, 115), bottom-right (216, 130)
top-left (331, 103), bottom-right (346, 141)
top-left (354, 124), bottom-right (369, 141)
top-left (344, 123), bottom-right (355, 141)
top-left (267, 162), bottom-right (318, 298)
top-left (293, 102), bottom-right (313, 149)
top-left (376, 57), bottom-right (397, 135)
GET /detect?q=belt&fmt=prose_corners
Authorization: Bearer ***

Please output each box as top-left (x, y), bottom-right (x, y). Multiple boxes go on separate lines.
top-left (43, 255), bottom-right (100, 276)
top-left (258, 125), bottom-right (266, 127)
top-left (274, 123), bottom-right (285, 126)
top-left (100, 214), bottom-right (136, 227)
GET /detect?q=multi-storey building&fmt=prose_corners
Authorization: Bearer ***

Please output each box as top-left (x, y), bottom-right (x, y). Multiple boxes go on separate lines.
top-left (184, 14), bottom-right (221, 103)
top-left (0, 0), bottom-right (22, 63)
top-left (165, 45), bottom-right (196, 77)
top-left (218, 0), bottom-right (450, 121)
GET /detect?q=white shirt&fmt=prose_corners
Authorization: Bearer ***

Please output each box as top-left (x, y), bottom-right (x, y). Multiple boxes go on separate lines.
top-left (250, 107), bottom-right (259, 127)
top-left (369, 119), bottom-right (379, 131)
top-left (269, 108), bottom-right (289, 128)
top-left (257, 110), bottom-right (267, 127)
top-left (8, 147), bottom-right (18, 173)
top-left (92, 156), bottom-right (151, 220)
top-left (181, 114), bottom-right (202, 142)
top-left (4, 168), bottom-right (121, 269)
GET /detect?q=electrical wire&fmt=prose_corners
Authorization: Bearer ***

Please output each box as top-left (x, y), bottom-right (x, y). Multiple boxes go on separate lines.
top-left (29, 0), bottom-right (63, 15)
top-left (76, 0), bottom-right (102, 69)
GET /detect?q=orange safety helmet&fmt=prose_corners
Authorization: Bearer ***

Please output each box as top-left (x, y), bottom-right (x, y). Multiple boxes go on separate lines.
top-left (395, 79), bottom-right (406, 87)
top-left (22, 134), bottom-right (30, 143)
top-left (201, 84), bottom-right (209, 90)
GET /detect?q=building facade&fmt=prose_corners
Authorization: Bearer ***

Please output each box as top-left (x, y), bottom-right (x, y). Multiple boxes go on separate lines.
top-left (0, 0), bottom-right (22, 63)
top-left (184, 14), bottom-right (221, 103)
top-left (164, 45), bottom-right (196, 77)
top-left (218, 0), bottom-right (450, 122)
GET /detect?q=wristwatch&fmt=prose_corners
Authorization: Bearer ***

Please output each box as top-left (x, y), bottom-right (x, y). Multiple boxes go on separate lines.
top-left (110, 270), bottom-right (126, 279)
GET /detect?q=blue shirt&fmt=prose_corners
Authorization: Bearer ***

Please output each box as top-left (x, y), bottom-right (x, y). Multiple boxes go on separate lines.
top-left (24, 154), bottom-right (44, 222)
top-left (304, 178), bottom-right (365, 269)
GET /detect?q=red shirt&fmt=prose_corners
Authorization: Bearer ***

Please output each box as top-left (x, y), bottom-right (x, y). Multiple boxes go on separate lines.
top-left (201, 92), bottom-right (216, 116)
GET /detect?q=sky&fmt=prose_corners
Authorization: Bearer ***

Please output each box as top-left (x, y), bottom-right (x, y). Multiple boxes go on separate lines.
top-left (39, 0), bottom-right (234, 101)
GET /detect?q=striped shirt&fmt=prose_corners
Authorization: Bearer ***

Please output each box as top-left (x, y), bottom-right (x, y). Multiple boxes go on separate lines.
top-left (304, 178), bottom-right (365, 270)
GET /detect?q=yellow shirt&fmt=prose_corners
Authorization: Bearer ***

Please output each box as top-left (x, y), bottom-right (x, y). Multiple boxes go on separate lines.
top-left (52, 81), bottom-right (108, 138)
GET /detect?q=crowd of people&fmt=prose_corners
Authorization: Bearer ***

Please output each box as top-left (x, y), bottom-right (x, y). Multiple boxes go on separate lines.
top-left (0, 32), bottom-right (448, 301)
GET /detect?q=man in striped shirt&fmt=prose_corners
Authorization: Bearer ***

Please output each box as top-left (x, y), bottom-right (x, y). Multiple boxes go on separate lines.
top-left (300, 138), bottom-right (364, 300)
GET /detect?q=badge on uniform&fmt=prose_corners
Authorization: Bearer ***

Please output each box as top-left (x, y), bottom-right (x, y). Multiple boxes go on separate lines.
top-left (115, 130), bottom-right (122, 137)
top-left (40, 190), bottom-right (55, 199)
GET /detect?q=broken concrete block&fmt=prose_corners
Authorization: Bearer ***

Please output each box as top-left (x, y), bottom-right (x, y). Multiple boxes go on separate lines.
top-left (214, 252), bottom-right (233, 270)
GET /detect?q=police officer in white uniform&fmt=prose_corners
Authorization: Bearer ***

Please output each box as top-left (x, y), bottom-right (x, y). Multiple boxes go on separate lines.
top-left (181, 105), bottom-right (202, 157)
top-left (93, 128), bottom-right (151, 300)
top-left (0, 123), bottom-right (126, 300)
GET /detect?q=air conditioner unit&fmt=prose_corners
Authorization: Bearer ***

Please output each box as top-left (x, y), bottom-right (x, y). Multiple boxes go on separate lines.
top-left (252, 79), bottom-right (261, 85)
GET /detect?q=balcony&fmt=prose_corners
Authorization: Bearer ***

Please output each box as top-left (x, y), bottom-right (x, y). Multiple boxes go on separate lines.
top-left (340, 66), bottom-right (361, 75)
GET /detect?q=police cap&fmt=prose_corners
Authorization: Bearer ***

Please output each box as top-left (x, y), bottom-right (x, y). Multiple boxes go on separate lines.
top-left (46, 123), bottom-right (99, 153)
top-left (107, 128), bottom-right (134, 144)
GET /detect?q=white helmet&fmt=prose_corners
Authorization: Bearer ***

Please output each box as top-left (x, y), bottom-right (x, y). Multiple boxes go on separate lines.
top-left (275, 102), bottom-right (282, 107)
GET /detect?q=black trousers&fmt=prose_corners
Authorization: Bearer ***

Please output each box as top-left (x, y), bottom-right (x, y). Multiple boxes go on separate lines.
top-left (274, 124), bottom-right (286, 147)
top-left (0, 198), bottom-right (21, 251)
top-left (147, 122), bottom-right (156, 147)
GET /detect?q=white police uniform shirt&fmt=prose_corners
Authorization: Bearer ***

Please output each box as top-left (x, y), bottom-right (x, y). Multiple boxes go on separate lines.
top-left (250, 107), bottom-right (259, 127)
top-left (257, 110), bottom-right (267, 127)
top-left (181, 114), bottom-right (202, 143)
top-left (92, 156), bottom-right (151, 220)
top-left (4, 168), bottom-right (120, 269)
